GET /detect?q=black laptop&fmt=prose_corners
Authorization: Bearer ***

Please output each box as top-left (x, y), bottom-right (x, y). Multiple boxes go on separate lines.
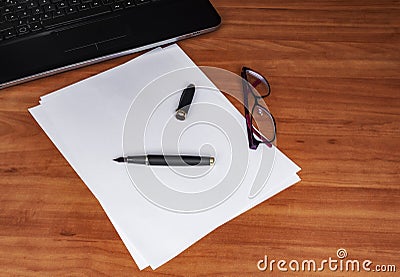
top-left (0, 0), bottom-right (220, 88)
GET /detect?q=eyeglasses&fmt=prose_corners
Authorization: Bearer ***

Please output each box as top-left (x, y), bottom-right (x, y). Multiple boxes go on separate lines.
top-left (241, 67), bottom-right (276, 149)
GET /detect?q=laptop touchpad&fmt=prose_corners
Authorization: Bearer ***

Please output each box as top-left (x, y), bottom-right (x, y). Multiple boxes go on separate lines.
top-left (57, 16), bottom-right (128, 53)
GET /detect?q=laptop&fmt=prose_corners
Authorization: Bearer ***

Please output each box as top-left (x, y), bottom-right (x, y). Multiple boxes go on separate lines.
top-left (0, 0), bottom-right (221, 89)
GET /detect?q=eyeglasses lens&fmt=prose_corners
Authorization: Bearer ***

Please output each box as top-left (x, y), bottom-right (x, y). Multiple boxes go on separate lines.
top-left (244, 69), bottom-right (270, 98)
top-left (251, 104), bottom-right (275, 142)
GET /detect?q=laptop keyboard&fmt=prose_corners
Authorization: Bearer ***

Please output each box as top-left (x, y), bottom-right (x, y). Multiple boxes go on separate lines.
top-left (0, 0), bottom-right (156, 42)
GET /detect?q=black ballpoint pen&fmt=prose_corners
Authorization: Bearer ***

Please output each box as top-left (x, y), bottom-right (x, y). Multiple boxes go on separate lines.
top-left (113, 155), bottom-right (215, 166)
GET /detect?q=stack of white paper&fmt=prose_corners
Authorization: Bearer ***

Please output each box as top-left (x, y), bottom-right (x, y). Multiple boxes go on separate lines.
top-left (29, 44), bottom-right (300, 270)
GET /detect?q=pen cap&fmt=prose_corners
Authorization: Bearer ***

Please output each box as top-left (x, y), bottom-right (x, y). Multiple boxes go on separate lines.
top-left (176, 84), bottom-right (196, 120)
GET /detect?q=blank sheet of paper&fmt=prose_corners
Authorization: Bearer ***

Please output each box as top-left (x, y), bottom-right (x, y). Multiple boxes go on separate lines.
top-left (29, 44), bottom-right (300, 269)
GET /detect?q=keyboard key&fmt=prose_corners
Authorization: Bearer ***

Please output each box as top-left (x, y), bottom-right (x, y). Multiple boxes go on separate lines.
top-left (4, 27), bottom-right (16, 39)
top-left (56, 1), bottom-right (66, 8)
top-left (14, 3), bottom-right (25, 11)
top-left (111, 2), bottom-right (122, 10)
top-left (0, 21), bottom-right (12, 31)
top-left (65, 6), bottom-right (75, 13)
top-left (5, 13), bottom-right (17, 20)
top-left (29, 22), bottom-right (42, 31)
top-left (31, 7), bottom-right (43, 15)
top-left (38, 0), bottom-right (50, 5)
top-left (40, 12), bottom-right (51, 20)
top-left (69, 0), bottom-right (79, 5)
top-left (16, 18), bottom-right (28, 25)
top-left (17, 9), bottom-right (30, 17)
top-left (43, 3), bottom-right (55, 11)
top-left (91, 0), bottom-right (100, 7)
top-left (42, 5), bottom-right (110, 28)
top-left (124, 0), bottom-right (134, 7)
top-left (53, 8), bottom-right (64, 17)
top-left (78, 3), bottom-right (88, 10)
top-left (135, 0), bottom-right (149, 5)
top-left (101, 0), bottom-right (112, 5)
top-left (26, 1), bottom-right (37, 8)
top-left (3, 6), bottom-right (13, 13)
top-left (16, 24), bottom-right (29, 34)
top-left (27, 15), bottom-right (39, 23)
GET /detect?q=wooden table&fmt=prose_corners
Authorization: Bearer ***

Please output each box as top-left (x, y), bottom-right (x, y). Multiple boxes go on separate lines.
top-left (1, 0), bottom-right (399, 275)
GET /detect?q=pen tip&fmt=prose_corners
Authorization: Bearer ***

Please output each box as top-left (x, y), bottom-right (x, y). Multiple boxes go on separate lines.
top-left (113, 157), bottom-right (125, 163)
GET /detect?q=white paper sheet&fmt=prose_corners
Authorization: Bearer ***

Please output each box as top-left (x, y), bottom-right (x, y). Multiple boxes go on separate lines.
top-left (29, 44), bottom-right (300, 269)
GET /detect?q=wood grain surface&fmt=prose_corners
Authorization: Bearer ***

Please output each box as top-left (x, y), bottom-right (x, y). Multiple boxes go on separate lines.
top-left (0, 0), bottom-right (399, 275)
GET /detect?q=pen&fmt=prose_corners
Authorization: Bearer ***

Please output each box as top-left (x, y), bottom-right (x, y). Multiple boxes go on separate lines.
top-left (113, 155), bottom-right (215, 166)
top-left (176, 84), bottom-right (196, 121)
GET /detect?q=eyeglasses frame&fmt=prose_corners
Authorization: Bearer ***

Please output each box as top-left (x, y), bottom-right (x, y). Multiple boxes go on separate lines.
top-left (241, 66), bottom-right (277, 150)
